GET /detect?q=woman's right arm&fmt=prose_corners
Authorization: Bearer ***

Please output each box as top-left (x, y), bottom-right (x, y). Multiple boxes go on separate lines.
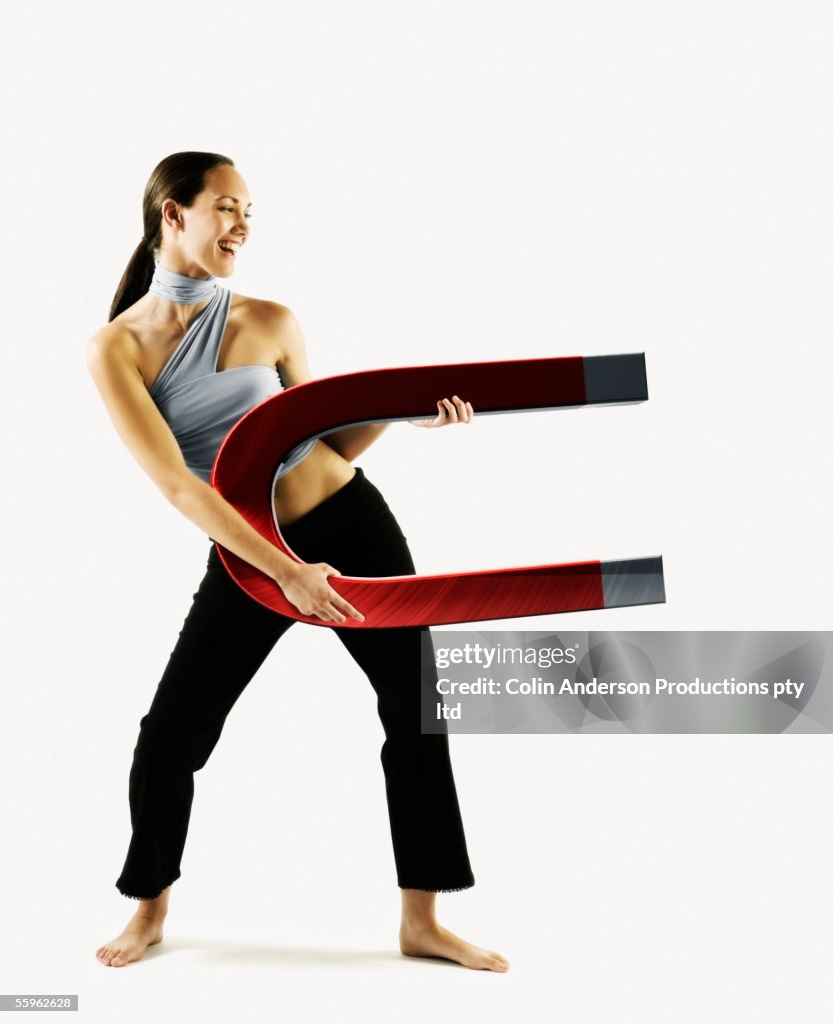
top-left (85, 327), bottom-right (364, 624)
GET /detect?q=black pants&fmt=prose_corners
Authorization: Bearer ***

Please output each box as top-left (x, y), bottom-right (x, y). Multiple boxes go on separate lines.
top-left (115, 466), bottom-right (475, 899)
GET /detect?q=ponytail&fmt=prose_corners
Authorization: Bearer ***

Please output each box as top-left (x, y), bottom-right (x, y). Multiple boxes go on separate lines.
top-left (108, 238), bottom-right (155, 322)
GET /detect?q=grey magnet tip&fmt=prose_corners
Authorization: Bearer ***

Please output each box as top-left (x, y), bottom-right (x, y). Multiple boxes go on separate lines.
top-left (584, 353), bottom-right (648, 404)
top-left (601, 555), bottom-right (666, 608)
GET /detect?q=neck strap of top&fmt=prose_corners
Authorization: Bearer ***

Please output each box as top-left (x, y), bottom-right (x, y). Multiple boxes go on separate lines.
top-left (148, 263), bottom-right (218, 304)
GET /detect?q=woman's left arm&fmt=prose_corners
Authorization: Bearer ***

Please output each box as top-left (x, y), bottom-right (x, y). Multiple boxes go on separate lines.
top-left (326, 395), bottom-right (475, 462)
top-left (273, 304), bottom-right (473, 463)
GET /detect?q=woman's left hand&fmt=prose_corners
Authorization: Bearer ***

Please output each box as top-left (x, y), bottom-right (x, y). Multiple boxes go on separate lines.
top-left (408, 395), bottom-right (474, 428)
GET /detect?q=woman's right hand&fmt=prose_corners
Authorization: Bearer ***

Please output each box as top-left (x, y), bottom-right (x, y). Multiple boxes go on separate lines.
top-left (278, 561), bottom-right (365, 624)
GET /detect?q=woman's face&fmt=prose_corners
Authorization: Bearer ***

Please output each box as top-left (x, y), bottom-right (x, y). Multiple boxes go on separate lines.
top-left (160, 164), bottom-right (252, 279)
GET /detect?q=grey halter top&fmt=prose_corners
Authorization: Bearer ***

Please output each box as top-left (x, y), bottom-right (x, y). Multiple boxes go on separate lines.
top-left (147, 263), bottom-right (316, 484)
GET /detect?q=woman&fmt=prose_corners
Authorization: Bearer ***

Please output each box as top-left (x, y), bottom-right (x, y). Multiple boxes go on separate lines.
top-left (89, 152), bottom-right (509, 972)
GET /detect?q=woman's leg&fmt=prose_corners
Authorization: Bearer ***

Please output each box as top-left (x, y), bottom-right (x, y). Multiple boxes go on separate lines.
top-left (277, 468), bottom-right (474, 889)
top-left (98, 544), bottom-right (297, 967)
top-left (115, 544), bottom-right (297, 899)
top-left (280, 467), bottom-right (508, 970)
top-left (335, 621), bottom-right (475, 893)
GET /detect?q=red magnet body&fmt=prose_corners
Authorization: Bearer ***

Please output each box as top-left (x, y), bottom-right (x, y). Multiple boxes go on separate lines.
top-left (211, 354), bottom-right (665, 627)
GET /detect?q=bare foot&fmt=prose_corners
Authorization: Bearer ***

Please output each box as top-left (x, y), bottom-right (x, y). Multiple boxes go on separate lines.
top-left (96, 911), bottom-right (164, 967)
top-left (399, 920), bottom-right (510, 972)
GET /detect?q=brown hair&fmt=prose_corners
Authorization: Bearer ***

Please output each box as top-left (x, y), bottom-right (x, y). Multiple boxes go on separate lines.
top-left (108, 151), bottom-right (235, 322)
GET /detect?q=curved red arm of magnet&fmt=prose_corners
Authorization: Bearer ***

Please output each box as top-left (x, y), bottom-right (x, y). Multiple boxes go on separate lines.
top-left (210, 354), bottom-right (666, 627)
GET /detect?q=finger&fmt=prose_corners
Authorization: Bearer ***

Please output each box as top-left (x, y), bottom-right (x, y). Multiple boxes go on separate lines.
top-left (452, 395), bottom-right (469, 422)
top-left (328, 586), bottom-right (364, 622)
top-left (327, 604), bottom-right (347, 624)
top-left (324, 564), bottom-right (342, 577)
top-left (442, 397), bottom-right (459, 422)
top-left (466, 401), bottom-right (474, 420)
top-left (338, 597), bottom-right (365, 622)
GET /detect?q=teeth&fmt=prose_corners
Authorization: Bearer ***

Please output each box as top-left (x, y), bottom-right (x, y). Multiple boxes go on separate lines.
top-left (219, 241), bottom-right (239, 252)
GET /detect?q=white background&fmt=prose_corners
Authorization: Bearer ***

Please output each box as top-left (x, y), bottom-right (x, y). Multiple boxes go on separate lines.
top-left (1, 1), bottom-right (831, 1021)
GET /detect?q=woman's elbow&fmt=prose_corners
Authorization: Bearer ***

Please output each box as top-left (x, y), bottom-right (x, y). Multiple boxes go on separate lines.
top-left (162, 468), bottom-right (203, 508)
top-left (320, 436), bottom-right (349, 460)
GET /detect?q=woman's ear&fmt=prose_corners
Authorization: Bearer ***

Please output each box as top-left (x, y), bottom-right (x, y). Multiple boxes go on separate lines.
top-left (161, 198), bottom-right (182, 230)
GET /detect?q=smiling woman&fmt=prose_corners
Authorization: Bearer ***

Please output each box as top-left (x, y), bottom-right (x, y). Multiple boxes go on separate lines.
top-left (108, 155), bottom-right (251, 316)
top-left (87, 151), bottom-right (508, 973)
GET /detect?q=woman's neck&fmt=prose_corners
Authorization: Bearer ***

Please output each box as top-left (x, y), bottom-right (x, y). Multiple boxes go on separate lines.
top-left (148, 262), bottom-right (218, 305)
top-left (142, 262), bottom-right (219, 326)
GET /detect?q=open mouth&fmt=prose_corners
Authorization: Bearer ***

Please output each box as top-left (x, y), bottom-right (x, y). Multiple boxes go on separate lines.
top-left (218, 241), bottom-right (239, 258)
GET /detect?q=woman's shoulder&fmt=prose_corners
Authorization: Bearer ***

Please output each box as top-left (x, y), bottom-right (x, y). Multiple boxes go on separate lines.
top-left (87, 316), bottom-right (139, 366)
top-left (228, 292), bottom-right (299, 342)
top-left (229, 291), bottom-right (293, 321)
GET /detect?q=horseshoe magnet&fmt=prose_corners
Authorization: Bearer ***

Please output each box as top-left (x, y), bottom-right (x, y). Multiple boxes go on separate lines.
top-left (211, 353), bottom-right (665, 627)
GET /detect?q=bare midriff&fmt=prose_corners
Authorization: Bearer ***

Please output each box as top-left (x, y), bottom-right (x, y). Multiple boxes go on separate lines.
top-left (271, 438), bottom-right (356, 528)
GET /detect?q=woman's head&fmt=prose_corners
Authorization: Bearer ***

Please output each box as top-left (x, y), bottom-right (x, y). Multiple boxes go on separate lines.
top-left (108, 151), bottom-right (251, 321)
